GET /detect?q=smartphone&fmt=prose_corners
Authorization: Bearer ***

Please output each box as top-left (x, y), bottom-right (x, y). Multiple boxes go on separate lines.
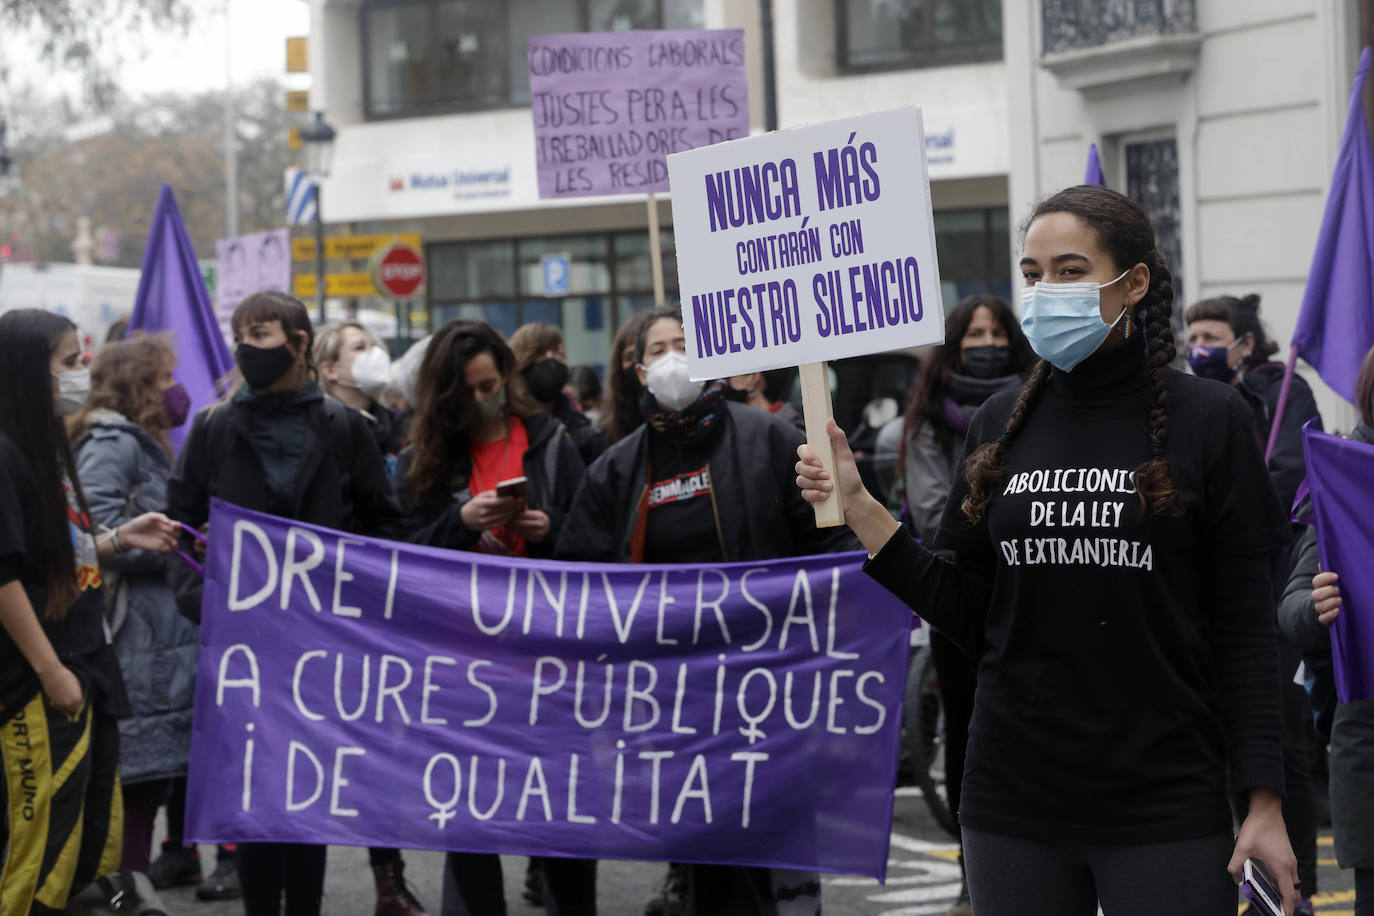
top-left (1241, 858), bottom-right (1285, 916)
top-left (495, 476), bottom-right (528, 504)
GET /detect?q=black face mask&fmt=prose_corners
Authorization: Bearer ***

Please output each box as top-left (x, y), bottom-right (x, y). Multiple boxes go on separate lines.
top-left (236, 342), bottom-right (297, 391)
top-left (620, 365), bottom-right (643, 401)
top-left (523, 358), bottom-right (571, 404)
top-left (960, 345), bottom-right (1012, 380)
top-left (722, 384), bottom-right (751, 403)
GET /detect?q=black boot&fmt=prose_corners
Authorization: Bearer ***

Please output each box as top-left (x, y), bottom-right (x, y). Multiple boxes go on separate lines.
top-left (373, 858), bottom-right (428, 916)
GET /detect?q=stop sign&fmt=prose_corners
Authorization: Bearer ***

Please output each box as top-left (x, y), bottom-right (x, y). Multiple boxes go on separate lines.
top-left (371, 243), bottom-right (425, 299)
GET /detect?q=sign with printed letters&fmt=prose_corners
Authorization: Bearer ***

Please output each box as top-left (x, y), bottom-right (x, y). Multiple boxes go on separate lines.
top-left (529, 29), bottom-right (750, 199)
top-left (666, 107), bottom-right (945, 380)
top-left (185, 501), bottom-right (910, 878)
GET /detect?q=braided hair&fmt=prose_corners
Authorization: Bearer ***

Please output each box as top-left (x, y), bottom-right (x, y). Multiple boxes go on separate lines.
top-left (962, 185), bottom-right (1179, 522)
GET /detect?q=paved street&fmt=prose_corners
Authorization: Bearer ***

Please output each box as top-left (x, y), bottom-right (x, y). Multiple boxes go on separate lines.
top-left (155, 786), bottom-right (1357, 915)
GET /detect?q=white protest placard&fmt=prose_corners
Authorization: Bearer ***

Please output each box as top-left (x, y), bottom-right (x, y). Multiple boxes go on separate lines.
top-left (666, 106), bottom-right (944, 380)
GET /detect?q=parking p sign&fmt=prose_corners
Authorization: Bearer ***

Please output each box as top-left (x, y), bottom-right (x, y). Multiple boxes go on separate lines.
top-left (542, 253), bottom-right (570, 296)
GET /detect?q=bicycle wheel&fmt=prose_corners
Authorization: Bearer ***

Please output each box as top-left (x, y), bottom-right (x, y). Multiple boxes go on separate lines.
top-left (903, 645), bottom-right (959, 837)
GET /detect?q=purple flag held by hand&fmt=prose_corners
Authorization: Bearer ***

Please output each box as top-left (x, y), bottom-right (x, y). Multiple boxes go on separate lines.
top-left (1303, 425), bottom-right (1374, 703)
top-left (1084, 143), bottom-right (1107, 187)
top-left (1292, 48), bottom-right (1374, 405)
top-left (129, 186), bottom-right (235, 452)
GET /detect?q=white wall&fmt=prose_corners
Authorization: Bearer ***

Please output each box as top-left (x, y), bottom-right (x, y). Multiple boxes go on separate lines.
top-left (1005, 0), bottom-right (1364, 428)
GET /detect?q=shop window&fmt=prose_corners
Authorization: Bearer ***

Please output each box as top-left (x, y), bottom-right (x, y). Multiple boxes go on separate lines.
top-left (836, 0), bottom-right (1002, 74)
top-left (363, 0), bottom-right (704, 119)
top-left (933, 207), bottom-right (1011, 308)
top-left (427, 230), bottom-right (678, 372)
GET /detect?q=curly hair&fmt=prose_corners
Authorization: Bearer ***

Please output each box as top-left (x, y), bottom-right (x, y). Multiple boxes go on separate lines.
top-left (962, 185), bottom-right (1179, 523)
top-left (68, 334), bottom-right (177, 456)
top-left (404, 320), bottom-right (536, 507)
top-left (1183, 293), bottom-right (1279, 371)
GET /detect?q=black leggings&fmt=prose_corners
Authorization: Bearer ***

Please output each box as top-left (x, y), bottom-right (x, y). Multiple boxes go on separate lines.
top-left (962, 827), bottom-right (1236, 916)
top-left (441, 852), bottom-right (596, 916)
top-left (1357, 868), bottom-right (1374, 916)
top-left (239, 843), bottom-right (327, 916)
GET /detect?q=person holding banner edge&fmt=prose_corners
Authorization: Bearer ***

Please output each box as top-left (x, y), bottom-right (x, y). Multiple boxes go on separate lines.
top-left (1278, 344), bottom-right (1374, 916)
top-left (165, 292), bottom-right (422, 916)
top-left (0, 308), bottom-right (181, 915)
top-left (559, 305), bottom-right (860, 916)
top-left (68, 335), bottom-right (203, 882)
top-left (796, 186), bottom-right (1298, 916)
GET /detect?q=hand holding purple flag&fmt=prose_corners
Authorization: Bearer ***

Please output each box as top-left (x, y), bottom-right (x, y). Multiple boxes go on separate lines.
top-left (128, 186), bottom-right (235, 452)
top-left (1302, 424), bottom-right (1374, 703)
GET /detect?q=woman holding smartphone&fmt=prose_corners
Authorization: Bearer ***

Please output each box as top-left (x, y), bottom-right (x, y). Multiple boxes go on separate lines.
top-left (796, 186), bottom-right (1298, 916)
top-left (394, 319), bottom-right (587, 914)
top-left (0, 309), bottom-right (179, 914)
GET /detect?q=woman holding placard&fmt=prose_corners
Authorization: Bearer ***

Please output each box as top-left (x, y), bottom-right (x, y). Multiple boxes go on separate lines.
top-left (795, 185), bottom-right (1298, 916)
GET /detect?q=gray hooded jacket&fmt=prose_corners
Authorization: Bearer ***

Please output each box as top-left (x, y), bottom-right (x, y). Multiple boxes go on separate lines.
top-left (76, 410), bottom-right (198, 784)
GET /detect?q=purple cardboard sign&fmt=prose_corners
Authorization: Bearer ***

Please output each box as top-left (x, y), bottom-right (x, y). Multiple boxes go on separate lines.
top-left (529, 29), bottom-right (750, 199)
top-left (184, 500), bottom-right (910, 878)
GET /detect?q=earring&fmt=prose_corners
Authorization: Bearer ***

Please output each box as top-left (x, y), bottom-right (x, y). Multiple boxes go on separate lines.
top-left (1121, 314), bottom-right (1135, 340)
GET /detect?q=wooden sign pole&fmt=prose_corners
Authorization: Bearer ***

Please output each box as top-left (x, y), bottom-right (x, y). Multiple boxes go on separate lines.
top-left (799, 361), bottom-right (845, 528)
top-left (647, 192), bottom-right (666, 307)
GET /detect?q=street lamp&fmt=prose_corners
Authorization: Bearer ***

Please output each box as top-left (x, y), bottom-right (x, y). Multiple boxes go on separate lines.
top-left (299, 111), bottom-right (336, 323)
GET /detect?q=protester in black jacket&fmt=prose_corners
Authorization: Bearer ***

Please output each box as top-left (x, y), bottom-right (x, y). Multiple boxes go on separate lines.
top-left (1185, 293), bottom-right (1321, 513)
top-left (511, 321), bottom-right (607, 466)
top-left (165, 292), bottom-right (420, 916)
top-left (1186, 292), bottom-right (1324, 908)
top-left (558, 307), bottom-right (859, 916)
top-left (392, 319), bottom-right (590, 916)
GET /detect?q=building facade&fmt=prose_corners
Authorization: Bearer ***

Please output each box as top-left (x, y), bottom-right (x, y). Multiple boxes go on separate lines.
top-left (307, 0), bottom-right (1364, 427)
top-left (306, 0), bottom-right (1011, 373)
top-left (1005, 0), bottom-right (1365, 425)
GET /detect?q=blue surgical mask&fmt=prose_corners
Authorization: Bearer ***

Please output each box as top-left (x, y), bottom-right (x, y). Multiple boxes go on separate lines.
top-left (1019, 269), bottom-right (1132, 372)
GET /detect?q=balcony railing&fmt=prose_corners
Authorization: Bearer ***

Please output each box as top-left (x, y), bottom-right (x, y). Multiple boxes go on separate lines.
top-left (1041, 0), bottom-right (1196, 56)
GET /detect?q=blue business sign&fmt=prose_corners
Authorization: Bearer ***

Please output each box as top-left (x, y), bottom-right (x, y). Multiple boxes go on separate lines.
top-left (541, 253), bottom-right (570, 296)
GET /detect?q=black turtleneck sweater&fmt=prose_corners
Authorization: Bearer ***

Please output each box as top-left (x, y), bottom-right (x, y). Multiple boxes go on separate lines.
top-left (867, 333), bottom-right (1288, 843)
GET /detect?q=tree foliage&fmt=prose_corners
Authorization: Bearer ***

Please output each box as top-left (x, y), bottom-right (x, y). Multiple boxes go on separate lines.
top-left (0, 0), bottom-right (192, 98)
top-left (2, 78), bottom-right (292, 267)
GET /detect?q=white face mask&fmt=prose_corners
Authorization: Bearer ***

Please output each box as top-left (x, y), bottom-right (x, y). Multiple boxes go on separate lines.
top-left (642, 350), bottom-right (704, 412)
top-left (52, 367), bottom-right (91, 416)
top-left (344, 346), bottom-right (392, 399)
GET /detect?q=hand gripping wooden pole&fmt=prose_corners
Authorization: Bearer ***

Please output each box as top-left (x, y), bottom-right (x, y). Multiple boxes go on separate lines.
top-left (799, 361), bottom-right (845, 528)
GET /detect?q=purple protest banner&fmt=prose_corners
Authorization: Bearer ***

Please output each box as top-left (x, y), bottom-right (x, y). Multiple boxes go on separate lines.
top-left (1302, 425), bottom-right (1374, 703)
top-left (185, 500), bottom-right (911, 878)
top-left (529, 30), bottom-right (750, 198)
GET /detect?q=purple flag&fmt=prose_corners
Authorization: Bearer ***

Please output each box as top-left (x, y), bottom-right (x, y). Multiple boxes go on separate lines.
top-left (1084, 143), bottom-right (1106, 187)
top-left (1292, 48), bottom-right (1374, 404)
top-left (1302, 425), bottom-right (1374, 703)
top-left (128, 186), bottom-right (235, 451)
top-left (185, 501), bottom-right (911, 878)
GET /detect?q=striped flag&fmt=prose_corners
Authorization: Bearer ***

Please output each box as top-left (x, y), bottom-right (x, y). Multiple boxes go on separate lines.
top-left (285, 167), bottom-right (318, 225)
